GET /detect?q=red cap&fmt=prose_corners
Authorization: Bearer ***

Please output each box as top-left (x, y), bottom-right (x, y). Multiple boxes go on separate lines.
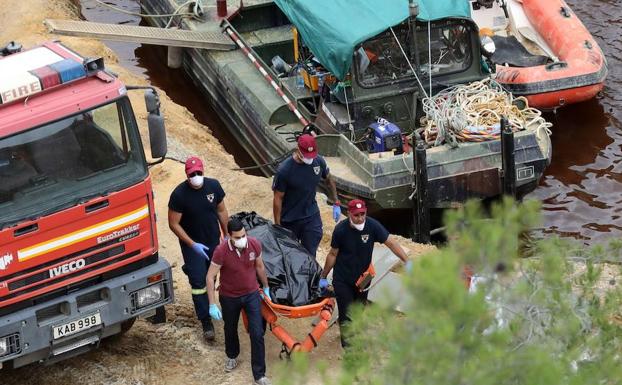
top-left (297, 134), bottom-right (318, 158)
top-left (348, 199), bottom-right (367, 215)
top-left (185, 156), bottom-right (204, 176)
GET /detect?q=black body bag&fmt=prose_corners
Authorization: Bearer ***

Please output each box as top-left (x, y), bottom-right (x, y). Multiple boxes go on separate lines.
top-left (231, 212), bottom-right (323, 307)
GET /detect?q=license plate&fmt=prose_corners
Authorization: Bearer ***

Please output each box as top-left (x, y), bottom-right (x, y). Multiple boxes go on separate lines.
top-left (53, 312), bottom-right (102, 339)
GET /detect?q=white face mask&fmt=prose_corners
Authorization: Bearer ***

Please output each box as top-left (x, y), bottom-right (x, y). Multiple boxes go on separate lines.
top-left (350, 220), bottom-right (365, 231)
top-left (301, 156), bottom-right (314, 165)
top-left (233, 236), bottom-right (248, 249)
top-left (188, 175), bottom-right (203, 187)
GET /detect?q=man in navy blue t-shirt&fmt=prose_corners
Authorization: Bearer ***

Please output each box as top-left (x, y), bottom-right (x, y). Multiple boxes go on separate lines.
top-left (272, 134), bottom-right (340, 258)
top-left (320, 199), bottom-right (409, 348)
top-left (168, 156), bottom-right (228, 342)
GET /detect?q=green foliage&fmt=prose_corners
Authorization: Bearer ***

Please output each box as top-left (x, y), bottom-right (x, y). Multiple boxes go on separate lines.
top-left (277, 198), bottom-right (622, 385)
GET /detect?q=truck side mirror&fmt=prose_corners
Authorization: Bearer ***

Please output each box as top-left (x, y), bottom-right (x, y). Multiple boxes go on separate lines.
top-left (145, 89), bottom-right (167, 159)
top-left (144, 88), bottom-right (160, 113)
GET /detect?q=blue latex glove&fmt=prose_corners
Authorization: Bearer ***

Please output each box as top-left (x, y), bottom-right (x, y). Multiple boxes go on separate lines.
top-left (209, 304), bottom-right (222, 321)
top-left (262, 287), bottom-right (272, 302)
top-left (191, 242), bottom-right (210, 260)
top-left (332, 203), bottom-right (341, 222)
top-left (319, 278), bottom-right (329, 290)
top-left (405, 260), bottom-right (414, 273)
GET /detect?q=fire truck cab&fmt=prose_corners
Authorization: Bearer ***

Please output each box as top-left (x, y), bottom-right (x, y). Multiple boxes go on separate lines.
top-left (0, 41), bottom-right (173, 368)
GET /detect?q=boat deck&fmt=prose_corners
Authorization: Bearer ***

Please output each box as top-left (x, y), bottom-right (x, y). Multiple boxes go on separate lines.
top-left (167, 0), bottom-right (273, 11)
top-left (171, 0), bottom-right (272, 6)
top-left (324, 156), bottom-right (365, 186)
top-left (240, 24), bottom-right (292, 47)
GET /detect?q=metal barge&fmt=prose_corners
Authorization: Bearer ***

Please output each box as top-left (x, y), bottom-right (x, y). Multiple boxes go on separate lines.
top-left (139, 0), bottom-right (551, 212)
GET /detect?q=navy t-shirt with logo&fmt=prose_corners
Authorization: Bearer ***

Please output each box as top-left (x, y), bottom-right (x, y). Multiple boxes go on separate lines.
top-left (168, 177), bottom-right (225, 249)
top-left (272, 155), bottom-right (329, 223)
top-left (331, 217), bottom-right (389, 285)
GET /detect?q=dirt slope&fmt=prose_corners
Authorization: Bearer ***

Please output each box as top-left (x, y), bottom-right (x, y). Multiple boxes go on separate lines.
top-left (0, 1), bottom-right (435, 384)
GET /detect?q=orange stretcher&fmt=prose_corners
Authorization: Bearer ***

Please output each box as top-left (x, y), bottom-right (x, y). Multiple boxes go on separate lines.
top-left (242, 290), bottom-right (336, 357)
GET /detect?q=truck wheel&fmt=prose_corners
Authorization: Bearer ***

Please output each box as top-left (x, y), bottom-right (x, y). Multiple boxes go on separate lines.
top-left (120, 317), bottom-right (137, 334)
top-left (146, 306), bottom-right (167, 324)
top-left (103, 317), bottom-right (137, 345)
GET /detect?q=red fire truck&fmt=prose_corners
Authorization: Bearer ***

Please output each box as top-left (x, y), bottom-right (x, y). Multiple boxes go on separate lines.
top-left (0, 41), bottom-right (174, 368)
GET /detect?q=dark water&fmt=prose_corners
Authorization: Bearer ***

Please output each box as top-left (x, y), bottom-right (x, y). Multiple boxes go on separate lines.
top-left (80, 0), bottom-right (622, 243)
top-left (78, 0), bottom-right (143, 74)
top-left (526, 0), bottom-right (622, 243)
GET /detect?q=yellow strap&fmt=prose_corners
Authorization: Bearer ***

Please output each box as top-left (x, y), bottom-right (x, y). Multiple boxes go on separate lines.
top-left (191, 288), bottom-right (207, 295)
top-left (293, 27), bottom-right (299, 62)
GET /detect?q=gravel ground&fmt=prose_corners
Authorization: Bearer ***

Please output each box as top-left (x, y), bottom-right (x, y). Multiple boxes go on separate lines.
top-left (0, 1), bottom-right (436, 384)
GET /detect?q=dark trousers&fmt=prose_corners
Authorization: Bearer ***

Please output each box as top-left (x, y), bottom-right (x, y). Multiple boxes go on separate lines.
top-left (220, 291), bottom-right (266, 381)
top-left (333, 280), bottom-right (369, 348)
top-left (282, 214), bottom-right (323, 257)
top-left (181, 243), bottom-right (215, 322)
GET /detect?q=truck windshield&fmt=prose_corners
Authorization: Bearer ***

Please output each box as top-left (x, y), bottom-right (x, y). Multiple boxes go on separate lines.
top-left (355, 22), bottom-right (472, 88)
top-left (0, 97), bottom-right (147, 228)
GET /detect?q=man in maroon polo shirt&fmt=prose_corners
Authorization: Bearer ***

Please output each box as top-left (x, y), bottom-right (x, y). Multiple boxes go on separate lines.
top-left (206, 217), bottom-right (272, 385)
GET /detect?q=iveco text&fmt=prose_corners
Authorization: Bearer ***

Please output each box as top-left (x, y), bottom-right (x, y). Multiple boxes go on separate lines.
top-left (49, 259), bottom-right (86, 278)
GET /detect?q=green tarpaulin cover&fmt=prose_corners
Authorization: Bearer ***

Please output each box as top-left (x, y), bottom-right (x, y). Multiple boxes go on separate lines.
top-left (274, 0), bottom-right (471, 79)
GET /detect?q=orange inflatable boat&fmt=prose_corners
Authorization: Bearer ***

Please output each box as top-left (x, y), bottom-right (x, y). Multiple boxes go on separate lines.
top-left (471, 0), bottom-right (607, 109)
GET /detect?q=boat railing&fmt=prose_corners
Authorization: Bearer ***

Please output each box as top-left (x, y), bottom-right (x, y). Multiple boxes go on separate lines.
top-left (316, 130), bottom-right (546, 193)
top-left (315, 134), bottom-right (414, 191)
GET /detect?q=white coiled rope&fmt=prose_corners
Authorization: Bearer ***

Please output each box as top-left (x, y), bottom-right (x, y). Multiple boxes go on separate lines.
top-left (420, 78), bottom-right (552, 147)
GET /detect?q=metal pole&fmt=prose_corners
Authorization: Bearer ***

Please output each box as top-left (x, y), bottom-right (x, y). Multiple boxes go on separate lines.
top-left (217, 0), bottom-right (227, 17)
top-left (412, 140), bottom-right (430, 244)
top-left (500, 117), bottom-right (516, 197)
top-left (223, 23), bottom-right (310, 127)
top-left (411, 136), bottom-right (419, 242)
